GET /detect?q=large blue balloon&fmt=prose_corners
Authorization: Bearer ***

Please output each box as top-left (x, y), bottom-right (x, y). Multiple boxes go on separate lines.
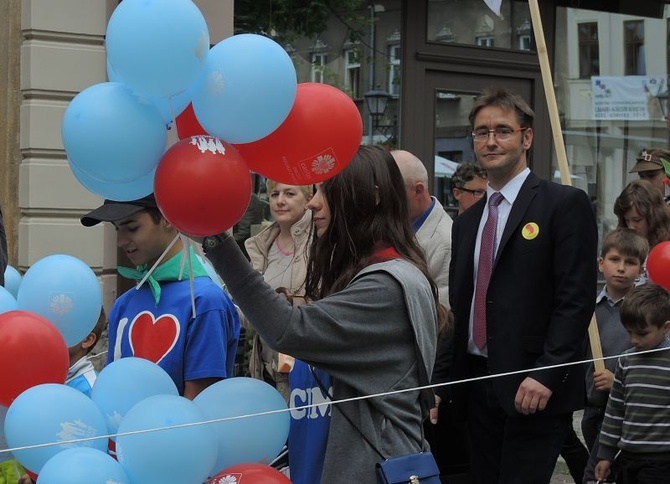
top-left (194, 377), bottom-right (290, 474)
top-left (0, 286), bottom-right (17, 315)
top-left (116, 395), bottom-right (217, 484)
top-left (107, 58), bottom-right (193, 128)
top-left (4, 384), bottom-right (108, 474)
top-left (38, 448), bottom-right (130, 484)
top-left (16, 254), bottom-right (102, 347)
top-left (3, 266), bottom-right (21, 298)
top-left (62, 82), bottom-right (167, 184)
top-left (106, 0), bottom-right (209, 98)
top-left (91, 357), bottom-right (178, 438)
top-left (70, 161), bottom-right (155, 202)
top-left (191, 34), bottom-right (297, 143)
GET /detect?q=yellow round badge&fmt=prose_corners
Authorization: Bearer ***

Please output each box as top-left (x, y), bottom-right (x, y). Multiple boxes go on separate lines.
top-left (522, 222), bottom-right (539, 240)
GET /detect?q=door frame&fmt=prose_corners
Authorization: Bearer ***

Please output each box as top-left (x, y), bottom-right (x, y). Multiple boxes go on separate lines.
top-left (400, 0), bottom-right (557, 182)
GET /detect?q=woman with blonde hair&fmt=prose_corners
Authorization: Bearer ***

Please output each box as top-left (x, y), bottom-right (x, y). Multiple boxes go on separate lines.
top-left (244, 180), bottom-right (313, 401)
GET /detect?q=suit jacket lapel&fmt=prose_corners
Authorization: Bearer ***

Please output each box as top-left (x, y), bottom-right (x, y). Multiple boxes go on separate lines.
top-left (495, 172), bottom-right (539, 265)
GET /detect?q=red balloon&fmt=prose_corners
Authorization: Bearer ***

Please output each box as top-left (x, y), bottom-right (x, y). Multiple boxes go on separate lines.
top-left (175, 103), bottom-right (208, 140)
top-left (154, 136), bottom-right (252, 237)
top-left (0, 311), bottom-right (68, 406)
top-left (647, 241), bottom-right (670, 290)
top-left (234, 82), bottom-right (363, 185)
top-left (208, 463), bottom-right (291, 484)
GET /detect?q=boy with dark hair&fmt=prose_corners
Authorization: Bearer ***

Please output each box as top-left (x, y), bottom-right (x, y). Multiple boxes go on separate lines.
top-left (66, 307), bottom-right (107, 397)
top-left (582, 228), bottom-right (649, 483)
top-left (594, 283), bottom-right (670, 483)
top-left (81, 194), bottom-right (240, 399)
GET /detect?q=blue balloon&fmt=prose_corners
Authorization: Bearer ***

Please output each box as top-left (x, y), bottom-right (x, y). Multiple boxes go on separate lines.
top-left (62, 82), bottom-right (167, 184)
top-left (4, 384), bottom-right (108, 474)
top-left (91, 357), bottom-right (178, 438)
top-left (107, 58), bottom-right (192, 127)
top-left (3, 266), bottom-right (22, 298)
top-left (38, 448), bottom-right (130, 484)
top-left (194, 377), bottom-right (290, 474)
top-left (0, 286), bottom-right (17, 315)
top-left (16, 254), bottom-right (102, 347)
top-left (191, 34), bottom-right (297, 143)
top-left (116, 395), bottom-right (217, 484)
top-left (106, 0), bottom-right (210, 98)
top-left (70, 161), bottom-right (155, 202)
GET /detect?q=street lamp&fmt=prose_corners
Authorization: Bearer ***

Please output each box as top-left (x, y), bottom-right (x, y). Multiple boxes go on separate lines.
top-left (364, 87), bottom-right (396, 144)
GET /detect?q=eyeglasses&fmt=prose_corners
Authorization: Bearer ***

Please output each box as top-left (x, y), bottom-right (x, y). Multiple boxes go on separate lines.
top-left (456, 187), bottom-right (486, 197)
top-left (472, 127), bottom-right (528, 142)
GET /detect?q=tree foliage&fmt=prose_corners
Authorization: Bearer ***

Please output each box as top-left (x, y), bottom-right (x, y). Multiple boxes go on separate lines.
top-left (234, 0), bottom-right (370, 41)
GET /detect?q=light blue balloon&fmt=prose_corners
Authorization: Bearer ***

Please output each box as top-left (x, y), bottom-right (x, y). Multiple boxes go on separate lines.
top-left (107, 58), bottom-right (192, 127)
top-left (116, 395), bottom-right (217, 484)
top-left (191, 34), bottom-right (297, 143)
top-left (0, 286), bottom-right (17, 315)
top-left (4, 384), bottom-right (108, 474)
top-left (62, 82), bottom-right (167, 184)
top-left (106, 0), bottom-right (210, 98)
top-left (3, 266), bottom-right (22, 298)
top-left (193, 377), bottom-right (290, 474)
top-left (91, 357), bottom-right (178, 438)
top-left (70, 161), bottom-right (155, 202)
top-left (16, 254), bottom-right (102, 347)
top-left (38, 447), bottom-right (129, 484)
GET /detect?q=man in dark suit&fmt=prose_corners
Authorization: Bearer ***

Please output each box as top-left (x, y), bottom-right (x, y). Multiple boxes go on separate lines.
top-left (445, 89), bottom-right (597, 484)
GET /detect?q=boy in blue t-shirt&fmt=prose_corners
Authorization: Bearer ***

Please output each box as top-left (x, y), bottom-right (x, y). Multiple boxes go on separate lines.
top-left (81, 195), bottom-right (240, 399)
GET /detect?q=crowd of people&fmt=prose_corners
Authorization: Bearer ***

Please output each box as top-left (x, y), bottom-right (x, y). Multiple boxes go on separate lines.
top-left (5, 88), bottom-right (670, 484)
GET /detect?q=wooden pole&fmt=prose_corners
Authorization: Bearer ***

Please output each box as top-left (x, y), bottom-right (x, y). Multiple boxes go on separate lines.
top-left (527, 0), bottom-right (604, 372)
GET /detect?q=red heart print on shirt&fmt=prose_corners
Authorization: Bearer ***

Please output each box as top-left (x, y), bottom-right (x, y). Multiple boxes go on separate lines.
top-left (128, 311), bottom-right (180, 363)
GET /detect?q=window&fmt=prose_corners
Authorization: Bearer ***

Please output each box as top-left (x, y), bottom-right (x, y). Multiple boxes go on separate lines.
top-left (578, 22), bottom-right (600, 79)
top-left (516, 19), bottom-right (532, 51)
top-left (344, 49), bottom-right (360, 98)
top-left (388, 44), bottom-right (401, 96)
top-left (310, 53), bottom-right (327, 83)
top-left (624, 20), bottom-right (645, 76)
top-left (475, 36), bottom-right (495, 47)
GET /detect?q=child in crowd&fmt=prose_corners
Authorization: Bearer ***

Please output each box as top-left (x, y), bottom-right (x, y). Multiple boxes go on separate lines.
top-left (582, 228), bottom-right (649, 483)
top-left (65, 308), bottom-right (107, 397)
top-left (594, 283), bottom-right (670, 483)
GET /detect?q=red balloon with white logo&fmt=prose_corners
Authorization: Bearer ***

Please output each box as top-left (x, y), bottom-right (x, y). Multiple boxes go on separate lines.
top-left (154, 136), bottom-right (252, 237)
top-left (207, 463), bottom-right (291, 484)
top-left (233, 82), bottom-right (363, 185)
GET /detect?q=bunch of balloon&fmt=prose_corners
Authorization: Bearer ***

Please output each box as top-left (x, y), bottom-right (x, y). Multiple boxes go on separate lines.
top-left (63, 0), bottom-right (211, 201)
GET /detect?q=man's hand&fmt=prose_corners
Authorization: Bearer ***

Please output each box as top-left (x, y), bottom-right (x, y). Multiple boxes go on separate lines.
top-left (514, 377), bottom-right (552, 414)
top-left (429, 394), bottom-right (442, 424)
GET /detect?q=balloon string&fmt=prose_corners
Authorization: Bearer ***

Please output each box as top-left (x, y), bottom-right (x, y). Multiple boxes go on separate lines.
top-left (168, 95), bottom-right (180, 139)
top-left (180, 234), bottom-right (197, 319)
top-left (1, 347), bottom-right (667, 455)
top-left (135, 234), bottom-right (180, 290)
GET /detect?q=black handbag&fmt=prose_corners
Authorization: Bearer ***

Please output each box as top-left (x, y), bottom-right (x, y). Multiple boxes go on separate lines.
top-left (375, 450), bottom-right (441, 484)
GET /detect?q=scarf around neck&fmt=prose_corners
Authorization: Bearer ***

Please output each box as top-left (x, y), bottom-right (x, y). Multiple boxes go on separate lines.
top-left (117, 246), bottom-right (208, 305)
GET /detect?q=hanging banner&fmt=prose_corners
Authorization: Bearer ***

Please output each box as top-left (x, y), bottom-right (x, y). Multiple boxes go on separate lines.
top-left (483, 0), bottom-right (502, 16)
top-left (592, 76), bottom-right (667, 120)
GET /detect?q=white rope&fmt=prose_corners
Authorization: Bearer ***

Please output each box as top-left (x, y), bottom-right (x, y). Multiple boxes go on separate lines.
top-left (1, 346), bottom-right (666, 455)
